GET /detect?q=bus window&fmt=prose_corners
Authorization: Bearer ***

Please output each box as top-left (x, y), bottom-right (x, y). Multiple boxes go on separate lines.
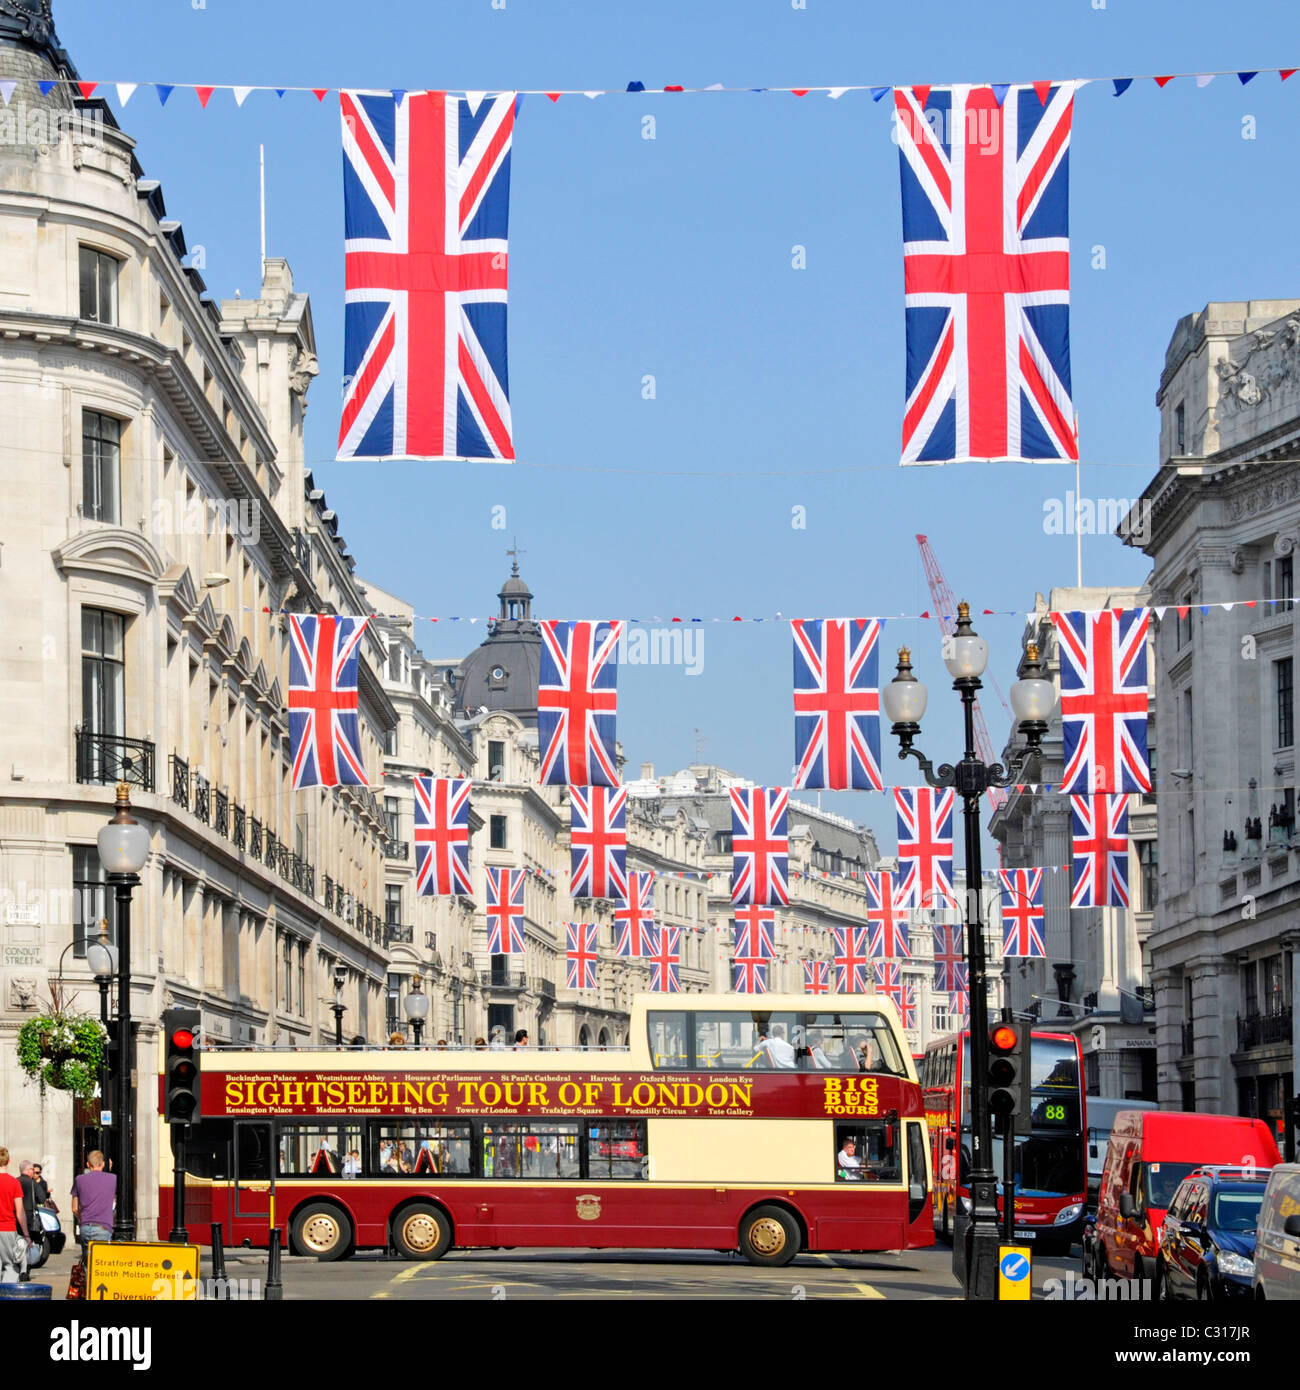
top-left (483, 1121), bottom-right (581, 1179)
top-left (692, 1012), bottom-right (801, 1069)
top-left (647, 1011), bottom-right (688, 1069)
top-left (587, 1121), bottom-right (648, 1179)
top-left (799, 1013), bottom-right (906, 1074)
top-left (373, 1122), bottom-right (472, 1176)
top-left (279, 1124), bottom-right (364, 1177)
top-left (183, 1119), bottom-right (233, 1180)
top-left (834, 1121), bottom-right (902, 1183)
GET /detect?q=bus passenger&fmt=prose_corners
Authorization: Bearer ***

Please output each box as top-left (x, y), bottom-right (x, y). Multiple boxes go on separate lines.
top-left (805, 1030), bottom-right (832, 1070)
top-left (342, 1150), bottom-right (361, 1177)
top-left (755, 1024), bottom-right (796, 1069)
top-left (837, 1137), bottom-right (864, 1178)
top-left (852, 1035), bottom-right (876, 1072)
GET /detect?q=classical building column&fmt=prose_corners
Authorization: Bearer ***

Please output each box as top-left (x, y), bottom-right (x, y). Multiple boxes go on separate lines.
top-left (1186, 954), bottom-right (1230, 1112)
top-left (1151, 967), bottom-right (1182, 1108)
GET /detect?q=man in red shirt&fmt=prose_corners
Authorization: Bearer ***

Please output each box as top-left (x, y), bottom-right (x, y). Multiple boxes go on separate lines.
top-left (0, 1146), bottom-right (31, 1284)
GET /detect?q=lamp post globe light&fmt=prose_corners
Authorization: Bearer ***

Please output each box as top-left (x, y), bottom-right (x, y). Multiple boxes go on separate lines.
top-left (882, 603), bottom-right (1052, 1301)
top-left (332, 964), bottom-right (348, 1048)
top-left (95, 783), bottom-right (150, 1243)
top-left (402, 977), bottom-right (429, 1047)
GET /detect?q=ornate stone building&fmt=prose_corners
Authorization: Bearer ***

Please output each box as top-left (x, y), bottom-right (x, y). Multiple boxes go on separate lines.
top-left (1127, 299), bottom-right (1300, 1124)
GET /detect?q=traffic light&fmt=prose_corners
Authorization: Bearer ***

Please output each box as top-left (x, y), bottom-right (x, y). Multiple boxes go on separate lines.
top-left (163, 1007), bottom-right (201, 1126)
top-left (987, 1021), bottom-right (1027, 1131)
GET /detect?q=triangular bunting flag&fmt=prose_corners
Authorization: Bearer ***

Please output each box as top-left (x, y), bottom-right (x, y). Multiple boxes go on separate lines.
top-left (791, 88), bottom-right (809, 97)
top-left (464, 91), bottom-right (486, 113)
top-left (1153, 606), bottom-right (1167, 620)
top-left (1199, 605), bottom-right (1211, 616)
top-left (195, 86), bottom-right (215, 108)
top-left (77, 81), bottom-right (98, 100)
top-left (312, 89), bottom-right (329, 101)
top-left (912, 85), bottom-right (931, 107)
top-left (991, 83), bottom-right (1010, 105)
top-left (275, 89), bottom-right (286, 98)
top-left (0, 79), bottom-right (16, 107)
top-left (1238, 71), bottom-right (1257, 85)
top-left (664, 84), bottom-right (684, 92)
top-left (390, 88), bottom-right (406, 107)
top-left (1154, 75), bottom-right (1175, 88)
top-left (115, 82), bottom-right (136, 106)
top-left (1033, 80), bottom-right (1051, 104)
top-left (827, 86), bottom-right (849, 99)
top-left (1196, 73), bottom-right (1216, 88)
top-left (583, 90), bottom-right (602, 99)
top-left (1113, 78), bottom-right (1133, 97)
top-left (156, 84), bottom-right (174, 105)
top-left (1282, 69), bottom-right (1297, 81)
top-left (546, 92), bottom-right (560, 103)
top-left (38, 80), bottom-right (56, 96)
top-left (1177, 605), bottom-right (1190, 619)
top-left (870, 86), bottom-right (890, 101)
top-left (626, 80), bottom-right (645, 92)
top-left (1245, 600), bottom-right (1257, 608)
top-left (705, 82), bottom-right (725, 91)
top-left (1223, 602), bottom-right (1235, 611)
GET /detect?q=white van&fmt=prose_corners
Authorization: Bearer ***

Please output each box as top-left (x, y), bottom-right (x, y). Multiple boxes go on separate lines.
top-left (1254, 1162), bottom-right (1300, 1300)
top-left (1085, 1097), bottom-right (1156, 1210)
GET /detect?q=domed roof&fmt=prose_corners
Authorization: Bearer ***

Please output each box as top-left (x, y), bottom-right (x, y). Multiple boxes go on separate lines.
top-left (451, 561), bottom-right (541, 724)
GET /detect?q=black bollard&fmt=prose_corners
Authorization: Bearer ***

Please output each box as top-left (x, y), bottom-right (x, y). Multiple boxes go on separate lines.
top-left (264, 1226), bottom-right (283, 1301)
top-left (210, 1222), bottom-right (227, 1285)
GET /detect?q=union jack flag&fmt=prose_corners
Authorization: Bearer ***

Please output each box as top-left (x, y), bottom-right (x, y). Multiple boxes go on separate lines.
top-left (866, 869), bottom-right (910, 958)
top-left (874, 962), bottom-right (906, 1009)
top-left (1000, 868), bottom-right (1046, 957)
top-left (804, 959), bottom-right (831, 996)
top-left (730, 787), bottom-right (789, 907)
top-left (648, 925), bottom-right (681, 993)
top-left (932, 921), bottom-right (965, 992)
top-left (485, 865), bottom-right (526, 954)
top-left (538, 621), bottom-right (624, 787)
top-left (614, 871), bottom-right (657, 957)
top-left (732, 956), bottom-right (768, 994)
top-left (901, 984), bottom-right (918, 1031)
top-left (791, 618), bottom-right (883, 790)
top-left (949, 983), bottom-right (970, 1023)
top-left (288, 615), bottom-right (369, 789)
top-left (733, 903), bottom-right (776, 960)
top-left (569, 786), bottom-right (628, 901)
top-left (1070, 793), bottom-right (1130, 908)
top-left (832, 927), bottom-right (870, 993)
top-left (413, 776), bottom-right (473, 896)
top-left (895, 787), bottom-right (957, 909)
top-left (566, 922), bottom-right (599, 990)
top-left (1052, 608), bottom-right (1151, 794)
top-left (339, 91), bottom-right (515, 461)
top-left (895, 83), bottom-right (1078, 464)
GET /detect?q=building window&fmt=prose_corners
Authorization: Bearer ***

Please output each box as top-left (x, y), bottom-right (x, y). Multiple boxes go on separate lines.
top-left (384, 727), bottom-right (398, 757)
top-left (387, 642), bottom-right (403, 682)
top-left (1277, 658), bottom-right (1295, 748)
top-left (1174, 401), bottom-right (1185, 454)
top-left (384, 796), bottom-right (400, 841)
top-left (930, 1005), bottom-right (948, 1035)
top-left (1182, 689), bottom-right (1193, 769)
top-left (490, 814), bottom-right (507, 850)
top-left (1280, 555), bottom-right (1295, 613)
top-left (1263, 953), bottom-right (1289, 1012)
top-left (282, 936), bottom-right (293, 1014)
top-left (1241, 961), bottom-right (1258, 1019)
top-left (1084, 1051), bottom-right (1100, 1096)
top-left (78, 246), bottom-right (119, 325)
top-left (81, 608), bottom-right (125, 739)
top-left (297, 946), bottom-right (306, 1018)
top-left (1186, 808), bottom-right (1195, 876)
top-left (488, 740), bottom-right (505, 780)
top-left (72, 845), bottom-right (116, 957)
top-left (1136, 839), bottom-right (1158, 910)
top-left (1176, 599), bottom-right (1193, 650)
top-left (82, 410), bottom-right (121, 524)
top-left (386, 884), bottom-right (403, 928)
top-left (386, 972), bottom-right (403, 1035)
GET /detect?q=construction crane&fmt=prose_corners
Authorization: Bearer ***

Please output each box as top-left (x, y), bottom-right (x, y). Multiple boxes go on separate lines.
top-left (915, 534), bottom-right (1011, 813)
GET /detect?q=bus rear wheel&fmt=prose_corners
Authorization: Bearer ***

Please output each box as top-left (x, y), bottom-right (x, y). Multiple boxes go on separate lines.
top-left (739, 1205), bottom-right (800, 1268)
top-left (392, 1203), bottom-right (452, 1261)
top-left (290, 1202), bottom-right (352, 1262)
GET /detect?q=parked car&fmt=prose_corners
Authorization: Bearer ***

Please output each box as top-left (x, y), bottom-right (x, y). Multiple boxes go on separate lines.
top-left (1092, 1111), bottom-right (1280, 1287)
top-left (1253, 1162), bottom-right (1300, 1301)
top-left (1085, 1098), bottom-right (1156, 1212)
top-left (1156, 1167), bottom-right (1267, 1300)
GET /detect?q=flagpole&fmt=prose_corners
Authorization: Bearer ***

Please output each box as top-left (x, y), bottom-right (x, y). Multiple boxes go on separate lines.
top-left (259, 143), bottom-right (267, 282)
top-left (1075, 449), bottom-right (1082, 587)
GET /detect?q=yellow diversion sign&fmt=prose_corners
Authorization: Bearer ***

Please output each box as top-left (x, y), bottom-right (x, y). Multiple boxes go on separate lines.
top-left (87, 1240), bottom-right (200, 1301)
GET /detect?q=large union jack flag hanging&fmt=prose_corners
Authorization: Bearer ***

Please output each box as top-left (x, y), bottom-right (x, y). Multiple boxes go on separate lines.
top-left (733, 903), bottom-right (776, 961)
top-left (1070, 793), bottom-right (1130, 908)
top-left (339, 90), bottom-right (515, 461)
top-left (565, 922), bottom-right (599, 990)
top-left (932, 920), bottom-right (965, 992)
top-left (413, 776), bottom-right (473, 896)
top-left (894, 787), bottom-right (957, 909)
top-left (804, 959), bottom-right (831, 996)
top-left (874, 962), bottom-right (906, 1010)
top-left (895, 83), bottom-right (1078, 464)
top-left (791, 618), bottom-right (884, 790)
top-left (648, 926), bottom-right (681, 993)
top-left (614, 871), bottom-right (657, 957)
top-left (1000, 868), bottom-right (1046, 957)
top-left (732, 956), bottom-right (769, 994)
top-left (730, 787), bottom-right (790, 907)
top-left (538, 621), bottom-right (624, 787)
top-left (485, 865), bottom-right (526, 954)
top-left (866, 869), bottom-right (910, 959)
top-left (950, 986), bottom-right (970, 1024)
top-left (569, 785), bottom-right (628, 901)
top-left (288, 615), bottom-right (369, 789)
top-left (832, 927), bottom-right (870, 993)
top-left (1053, 608), bottom-right (1151, 794)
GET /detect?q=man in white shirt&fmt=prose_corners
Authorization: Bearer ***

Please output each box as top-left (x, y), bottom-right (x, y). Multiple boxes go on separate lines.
top-left (756, 1024), bottom-right (797, 1069)
top-left (838, 1138), bottom-right (864, 1174)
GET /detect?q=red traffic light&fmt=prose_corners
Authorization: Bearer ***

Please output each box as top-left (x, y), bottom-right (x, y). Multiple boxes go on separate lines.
top-left (171, 1028), bottom-right (195, 1050)
top-left (990, 1025), bottom-right (1018, 1052)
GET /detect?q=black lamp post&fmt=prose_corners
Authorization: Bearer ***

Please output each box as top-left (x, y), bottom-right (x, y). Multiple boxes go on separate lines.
top-left (85, 930), bottom-right (117, 1156)
top-left (332, 964), bottom-right (347, 1048)
top-left (403, 976), bottom-right (429, 1047)
top-left (96, 782), bottom-right (150, 1244)
top-left (882, 604), bottom-right (1053, 1300)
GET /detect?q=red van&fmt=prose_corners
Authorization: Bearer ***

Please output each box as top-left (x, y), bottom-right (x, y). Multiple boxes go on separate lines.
top-left (1092, 1111), bottom-right (1280, 1284)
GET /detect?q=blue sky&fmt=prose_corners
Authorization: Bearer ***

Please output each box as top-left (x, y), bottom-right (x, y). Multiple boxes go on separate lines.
top-left (51, 0), bottom-right (1300, 852)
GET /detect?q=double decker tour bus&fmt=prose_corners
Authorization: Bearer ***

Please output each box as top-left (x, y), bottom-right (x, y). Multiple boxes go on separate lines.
top-left (159, 994), bottom-right (933, 1267)
top-left (921, 1028), bottom-right (1087, 1252)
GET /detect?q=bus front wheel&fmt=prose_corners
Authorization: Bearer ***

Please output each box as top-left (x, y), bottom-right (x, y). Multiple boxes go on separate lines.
top-left (739, 1205), bottom-right (800, 1268)
top-left (392, 1203), bottom-right (452, 1261)
top-left (290, 1202), bottom-right (352, 1262)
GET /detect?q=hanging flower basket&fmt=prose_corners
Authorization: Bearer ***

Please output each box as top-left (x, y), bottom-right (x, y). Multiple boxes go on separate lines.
top-left (15, 1012), bottom-right (107, 1100)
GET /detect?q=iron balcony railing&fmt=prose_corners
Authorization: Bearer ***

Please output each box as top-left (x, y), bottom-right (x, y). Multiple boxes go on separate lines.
top-left (214, 789), bottom-right (229, 838)
top-left (382, 837), bottom-right (410, 862)
top-left (232, 804), bottom-right (246, 851)
top-left (536, 978), bottom-right (557, 1000)
top-left (385, 923), bottom-right (414, 945)
top-left (249, 817), bottom-right (262, 859)
top-left (169, 754), bottom-right (190, 809)
top-left (323, 876), bottom-right (335, 912)
top-left (480, 969), bottom-right (527, 991)
top-left (76, 731), bottom-right (155, 792)
top-left (193, 776), bottom-right (210, 825)
top-left (1237, 1007), bottom-right (1293, 1050)
top-left (264, 829), bottom-right (277, 871)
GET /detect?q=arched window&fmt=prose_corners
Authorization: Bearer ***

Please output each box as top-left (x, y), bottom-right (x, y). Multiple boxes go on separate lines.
top-left (578, 1025), bottom-right (591, 1048)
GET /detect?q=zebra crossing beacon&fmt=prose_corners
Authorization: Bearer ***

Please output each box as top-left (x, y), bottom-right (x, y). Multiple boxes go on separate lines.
top-left (157, 994), bottom-right (933, 1267)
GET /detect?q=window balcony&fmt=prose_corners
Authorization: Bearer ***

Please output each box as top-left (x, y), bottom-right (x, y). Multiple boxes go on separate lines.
top-left (536, 978), bottom-right (557, 1000)
top-left (385, 923), bottom-right (414, 946)
top-left (169, 754), bottom-right (190, 809)
top-left (480, 969), bottom-right (527, 991)
top-left (382, 837), bottom-right (410, 862)
top-left (1236, 1007), bottom-right (1293, 1050)
top-left (76, 731), bottom-right (155, 793)
top-left (232, 804), bottom-right (246, 851)
top-left (193, 776), bottom-right (210, 826)
top-left (214, 789), bottom-right (229, 838)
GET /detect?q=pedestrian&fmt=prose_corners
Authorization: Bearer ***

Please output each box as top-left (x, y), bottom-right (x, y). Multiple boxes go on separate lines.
top-left (70, 1149), bottom-right (116, 1264)
top-left (0, 1147), bottom-right (30, 1284)
top-left (513, 1029), bottom-right (529, 1050)
top-left (17, 1160), bottom-right (38, 1281)
top-left (31, 1163), bottom-right (55, 1212)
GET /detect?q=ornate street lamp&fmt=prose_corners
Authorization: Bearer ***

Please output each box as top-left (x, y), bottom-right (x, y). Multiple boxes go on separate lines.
top-left (331, 964), bottom-right (348, 1048)
top-left (882, 605), bottom-right (1052, 1301)
top-left (402, 976), bottom-right (429, 1048)
top-left (96, 782), bottom-right (150, 1242)
top-left (86, 929), bottom-right (117, 1156)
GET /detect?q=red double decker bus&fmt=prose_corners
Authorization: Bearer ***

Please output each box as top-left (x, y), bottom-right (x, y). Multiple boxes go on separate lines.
top-left (159, 994), bottom-right (934, 1267)
top-left (921, 1028), bottom-right (1087, 1252)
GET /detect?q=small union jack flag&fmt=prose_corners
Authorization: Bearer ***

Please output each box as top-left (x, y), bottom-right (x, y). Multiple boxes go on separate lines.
top-left (566, 922), bottom-right (599, 990)
top-left (732, 956), bottom-right (769, 994)
top-left (538, 621), bottom-right (624, 787)
top-left (895, 787), bottom-right (957, 909)
top-left (804, 959), bottom-right (831, 995)
top-left (733, 903), bottom-right (776, 960)
top-left (949, 985), bottom-right (970, 1024)
top-left (1000, 868), bottom-right (1046, 957)
top-left (485, 865), bottom-right (526, 954)
top-left (833, 926), bottom-right (870, 993)
top-left (901, 984), bottom-right (918, 1031)
top-left (1070, 793), bottom-right (1130, 908)
top-left (932, 920), bottom-right (965, 992)
top-left (288, 615), bottom-right (369, 789)
top-left (866, 869), bottom-right (910, 958)
top-left (874, 961), bottom-right (906, 1010)
top-left (648, 925), bottom-right (681, 993)
top-left (413, 776), bottom-right (473, 896)
top-left (730, 787), bottom-right (789, 907)
top-left (614, 871), bottom-right (657, 957)
top-left (791, 618), bottom-right (884, 790)
top-left (1053, 608), bottom-right (1151, 794)
top-left (569, 786), bottom-right (628, 901)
